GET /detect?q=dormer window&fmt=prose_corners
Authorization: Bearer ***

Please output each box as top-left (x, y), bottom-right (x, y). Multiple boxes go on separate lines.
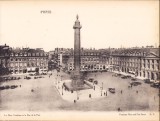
top-left (20, 53), bottom-right (23, 56)
top-left (28, 53), bottom-right (31, 56)
top-left (32, 53), bottom-right (35, 56)
top-left (36, 53), bottom-right (39, 56)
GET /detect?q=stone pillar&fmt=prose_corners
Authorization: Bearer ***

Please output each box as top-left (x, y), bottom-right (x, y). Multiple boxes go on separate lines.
top-left (72, 15), bottom-right (83, 88)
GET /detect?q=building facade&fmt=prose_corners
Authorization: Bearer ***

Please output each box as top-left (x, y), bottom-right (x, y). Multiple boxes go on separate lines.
top-left (9, 48), bottom-right (48, 74)
top-left (53, 46), bottom-right (159, 81)
top-left (110, 47), bottom-right (160, 81)
top-left (62, 48), bottom-right (110, 72)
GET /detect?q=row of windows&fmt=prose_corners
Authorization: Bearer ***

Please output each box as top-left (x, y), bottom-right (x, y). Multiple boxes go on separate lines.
top-left (113, 61), bottom-right (159, 68)
top-left (10, 64), bottom-right (48, 67)
top-left (10, 62), bottom-right (48, 66)
top-left (112, 58), bottom-right (141, 62)
top-left (112, 58), bottom-right (159, 64)
top-left (69, 53), bottom-right (101, 56)
top-left (10, 53), bottom-right (47, 57)
top-left (142, 59), bottom-right (159, 64)
top-left (142, 64), bottom-right (159, 70)
top-left (69, 64), bottom-right (107, 67)
top-left (112, 52), bottom-right (146, 56)
top-left (112, 59), bottom-right (159, 65)
top-left (10, 58), bottom-right (47, 61)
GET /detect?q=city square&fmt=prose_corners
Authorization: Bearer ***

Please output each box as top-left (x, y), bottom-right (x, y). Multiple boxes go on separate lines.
top-left (0, 70), bottom-right (159, 111)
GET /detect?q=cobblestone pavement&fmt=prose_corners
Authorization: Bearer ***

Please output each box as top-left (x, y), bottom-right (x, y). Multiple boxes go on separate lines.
top-left (0, 70), bottom-right (159, 111)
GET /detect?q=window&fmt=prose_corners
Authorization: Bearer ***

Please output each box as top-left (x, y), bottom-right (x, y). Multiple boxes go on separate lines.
top-left (32, 53), bottom-right (35, 56)
top-left (157, 60), bottom-right (159, 64)
top-left (143, 59), bottom-right (145, 63)
top-left (20, 63), bottom-right (22, 67)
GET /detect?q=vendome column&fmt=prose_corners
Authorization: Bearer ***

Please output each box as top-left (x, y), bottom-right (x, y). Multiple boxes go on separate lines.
top-left (72, 15), bottom-right (84, 88)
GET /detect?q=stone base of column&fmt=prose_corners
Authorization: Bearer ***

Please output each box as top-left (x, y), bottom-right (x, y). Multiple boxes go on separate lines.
top-left (70, 71), bottom-right (85, 90)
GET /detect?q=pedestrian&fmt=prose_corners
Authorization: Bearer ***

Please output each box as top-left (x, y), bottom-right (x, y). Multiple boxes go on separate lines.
top-left (106, 91), bottom-right (107, 96)
top-left (104, 92), bottom-right (106, 96)
top-left (121, 90), bottom-right (123, 94)
top-left (118, 107), bottom-right (121, 111)
top-left (74, 100), bottom-right (76, 103)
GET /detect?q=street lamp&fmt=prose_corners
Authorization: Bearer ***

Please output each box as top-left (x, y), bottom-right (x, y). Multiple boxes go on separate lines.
top-left (77, 90), bottom-right (79, 100)
top-left (62, 85), bottom-right (63, 95)
top-left (101, 89), bottom-right (102, 96)
top-left (101, 82), bottom-right (103, 96)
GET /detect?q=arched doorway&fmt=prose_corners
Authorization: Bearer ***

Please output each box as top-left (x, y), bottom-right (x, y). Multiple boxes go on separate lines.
top-left (127, 68), bottom-right (129, 73)
top-left (143, 71), bottom-right (145, 77)
top-left (122, 67), bottom-right (124, 72)
top-left (136, 70), bottom-right (138, 76)
top-left (125, 68), bottom-right (126, 72)
top-left (156, 73), bottom-right (158, 80)
top-left (88, 65), bottom-right (90, 70)
top-left (103, 65), bottom-right (105, 70)
top-left (147, 72), bottom-right (150, 79)
top-left (151, 72), bottom-right (154, 80)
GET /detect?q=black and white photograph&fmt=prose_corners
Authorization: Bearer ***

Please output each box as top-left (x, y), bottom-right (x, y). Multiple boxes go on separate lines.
top-left (0, 0), bottom-right (159, 121)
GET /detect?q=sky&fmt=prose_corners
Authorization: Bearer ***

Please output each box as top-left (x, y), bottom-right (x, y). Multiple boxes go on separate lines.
top-left (0, 0), bottom-right (159, 52)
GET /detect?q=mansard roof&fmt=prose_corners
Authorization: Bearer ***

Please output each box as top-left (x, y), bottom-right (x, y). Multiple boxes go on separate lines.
top-left (111, 47), bottom-right (159, 57)
top-left (11, 48), bottom-right (45, 53)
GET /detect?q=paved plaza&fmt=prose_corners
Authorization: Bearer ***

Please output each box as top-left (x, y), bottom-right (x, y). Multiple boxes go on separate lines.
top-left (0, 70), bottom-right (159, 111)
top-left (55, 79), bottom-right (108, 102)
